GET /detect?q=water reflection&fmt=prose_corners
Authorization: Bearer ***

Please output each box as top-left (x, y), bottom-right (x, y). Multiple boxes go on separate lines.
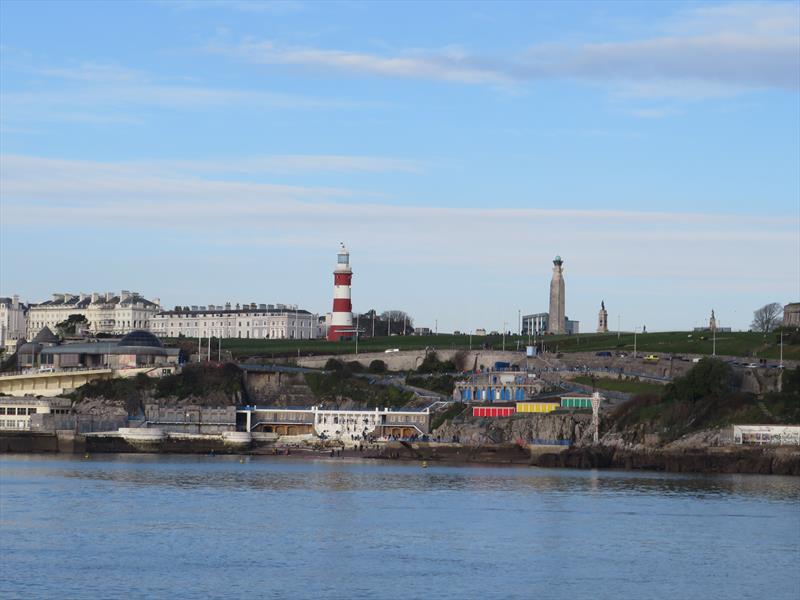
top-left (2, 454), bottom-right (798, 501)
top-left (2, 454), bottom-right (798, 600)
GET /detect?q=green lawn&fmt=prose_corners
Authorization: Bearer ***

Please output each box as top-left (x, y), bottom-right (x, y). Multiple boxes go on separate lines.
top-left (164, 330), bottom-right (797, 361)
top-left (571, 375), bottom-right (666, 396)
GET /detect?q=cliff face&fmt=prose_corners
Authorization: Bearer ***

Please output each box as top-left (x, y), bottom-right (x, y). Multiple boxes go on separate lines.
top-left (434, 413), bottom-right (592, 445)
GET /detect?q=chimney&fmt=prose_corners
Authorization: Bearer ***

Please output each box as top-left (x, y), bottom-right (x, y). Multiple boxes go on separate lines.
top-left (153, 298), bottom-right (160, 307)
top-left (12, 295), bottom-right (19, 308)
top-left (120, 290), bottom-right (130, 301)
top-left (225, 302), bottom-right (231, 310)
top-left (106, 292), bottom-right (114, 302)
top-left (91, 293), bottom-right (99, 303)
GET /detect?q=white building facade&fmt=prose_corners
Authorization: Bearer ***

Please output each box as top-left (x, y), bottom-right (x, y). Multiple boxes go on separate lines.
top-left (27, 291), bottom-right (161, 337)
top-left (0, 296), bottom-right (28, 351)
top-left (150, 303), bottom-right (321, 339)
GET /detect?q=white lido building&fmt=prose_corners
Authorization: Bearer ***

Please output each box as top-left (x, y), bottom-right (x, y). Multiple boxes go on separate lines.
top-left (150, 303), bottom-right (322, 339)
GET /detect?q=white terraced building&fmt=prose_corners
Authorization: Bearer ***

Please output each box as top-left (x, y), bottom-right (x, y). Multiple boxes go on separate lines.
top-left (150, 303), bottom-right (322, 339)
top-left (27, 291), bottom-right (161, 337)
top-left (0, 295), bottom-right (28, 351)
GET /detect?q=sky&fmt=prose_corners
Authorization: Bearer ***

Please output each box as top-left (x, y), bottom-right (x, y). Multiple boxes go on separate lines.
top-left (0, 0), bottom-right (798, 333)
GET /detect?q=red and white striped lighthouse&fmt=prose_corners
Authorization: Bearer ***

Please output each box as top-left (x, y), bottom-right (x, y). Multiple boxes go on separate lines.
top-left (327, 242), bottom-right (354, 341)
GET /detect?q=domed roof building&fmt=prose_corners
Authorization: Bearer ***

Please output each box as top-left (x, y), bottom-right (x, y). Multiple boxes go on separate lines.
top-left (118, 330), bottom-right (163, 349)
top-left (21, 329), bottom-right (180, 371)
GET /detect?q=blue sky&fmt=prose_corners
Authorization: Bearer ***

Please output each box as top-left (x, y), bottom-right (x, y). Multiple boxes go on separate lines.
top-left (1, 0), bottom-right (798, 332)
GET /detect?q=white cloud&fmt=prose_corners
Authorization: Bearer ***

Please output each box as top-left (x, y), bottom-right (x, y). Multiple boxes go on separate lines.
top-left (210, 40), bottom-right (512, 85)
top-left (210, 2), bottom-right (799, 97)
top-left (2, 153), bottom-right (794, 249)
top-left (3, 153), bottom-right (796, 331)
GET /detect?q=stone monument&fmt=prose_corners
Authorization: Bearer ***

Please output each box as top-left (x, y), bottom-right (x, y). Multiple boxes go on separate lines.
top-left (548, 255), bottom-right (565, 335)
top-left (597, 300), bottom-right (608, 333)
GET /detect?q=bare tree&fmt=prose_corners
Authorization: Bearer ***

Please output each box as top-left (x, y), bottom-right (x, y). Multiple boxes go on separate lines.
top-left (751, 302), bottom-right (783, 334)
top-left (380, 310), bottom-right (414, 335)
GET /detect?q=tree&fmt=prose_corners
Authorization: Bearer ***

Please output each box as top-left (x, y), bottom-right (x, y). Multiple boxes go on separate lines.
top-left (664, 358), bottom-right (732, 404)
top-left (55, 314), bottom-right (88, 336)
top-left (381, 310), bottom-right (414, 335)
top-left (751, 302), bottom-right (782, 334)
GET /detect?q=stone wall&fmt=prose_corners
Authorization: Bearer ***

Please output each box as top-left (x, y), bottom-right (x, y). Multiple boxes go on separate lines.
top-left (297, 349), bottom-right (530, 372)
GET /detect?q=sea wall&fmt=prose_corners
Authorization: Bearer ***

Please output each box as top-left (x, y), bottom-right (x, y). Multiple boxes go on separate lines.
top-left (531, 445), bottom-right (800, 476)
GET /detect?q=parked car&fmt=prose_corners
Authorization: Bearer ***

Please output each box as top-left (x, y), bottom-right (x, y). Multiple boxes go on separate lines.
top-left (615, 352), bottom-right (628, 357)
top-left (643, 354), bottom-right (659, 362)
top-left (745, 363), bottom-right (759, 369)
top-left (384, 348), bottom-right (400, 353)
top-left (595, 351), bottom-right (612, 357)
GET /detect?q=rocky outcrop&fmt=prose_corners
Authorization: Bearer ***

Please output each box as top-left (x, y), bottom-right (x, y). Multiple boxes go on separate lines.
top-left (434, 413), bottom-right (592, 445)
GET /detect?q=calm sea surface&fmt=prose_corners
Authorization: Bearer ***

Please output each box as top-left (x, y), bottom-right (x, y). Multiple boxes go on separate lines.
top-left (0, 454), bottom-right (798, 600)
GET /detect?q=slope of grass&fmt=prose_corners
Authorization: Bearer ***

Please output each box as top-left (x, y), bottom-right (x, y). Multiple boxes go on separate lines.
top-left (163, 330), bottom-right (798, 361)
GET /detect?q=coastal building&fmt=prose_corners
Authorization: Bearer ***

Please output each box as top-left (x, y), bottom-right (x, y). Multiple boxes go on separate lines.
top-left (144, 403), bottom-right (236, 434)
top-left (548, 256), bottom-right (566, 334)
top-left (597, 301), bottom-right (609, 333)
top-left (783, 303), bottom-right (800, 329)
top-left (522, 313), bottom-right (579, 336)
top-left (17, 327), bottom-right (60, 369)
top-left (27, 291), bottom-right (161, 337)
top-left (454, 371), bottom-right (544, 402)
top-left (0, 397), bottom-right (72, 430)
top-left (516, 401), bottom-right (560, 414)
top-left (473, 406), bottom-right (515, 418)
top-left (21, 329), bottom-right (180, 371)
top-left (0, 295), bottom-right (28, 351)
top-left (327, 243), bottom-right (355, 341)
top-left (732, 425), bottom-right (800, 446)
top-left (238, 405), bottom-right (430, 440)
top-left (151, 303), bottom-right (320, 339)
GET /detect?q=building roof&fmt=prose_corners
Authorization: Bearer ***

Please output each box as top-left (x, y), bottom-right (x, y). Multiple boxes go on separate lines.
top-left (32, 326), bottom-right (59, 344)
top-left (18, 341), bottom-right (43, 355)
top-left (119, 330), bottom-right (163, 348)
top-left (156, 307), bottom-right (312, 316)
top-left (41, 342), bottom-right (179, 357)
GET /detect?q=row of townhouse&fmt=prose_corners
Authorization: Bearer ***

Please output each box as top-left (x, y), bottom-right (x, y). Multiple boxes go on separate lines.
top-left (4, 292), bottom-right (325, 344)
top-left (26, 291), bottom-right (160, 337)
top-left (149, 303), bottom-right (323, 339)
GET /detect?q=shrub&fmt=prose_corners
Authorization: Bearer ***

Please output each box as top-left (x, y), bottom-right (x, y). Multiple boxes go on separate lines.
top-left (325, 358), bottom-right (344, 371)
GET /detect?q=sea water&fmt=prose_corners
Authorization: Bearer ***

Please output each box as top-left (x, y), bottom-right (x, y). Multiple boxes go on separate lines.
top-left (1, 454), bottom-right (798, 599)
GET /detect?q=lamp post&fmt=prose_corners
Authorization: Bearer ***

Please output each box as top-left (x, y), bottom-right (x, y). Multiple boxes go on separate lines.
top-left (712, 325), bottom-right (716, 357)
top-left (355, 313), bottom-right (359, 355)
top-left (502, 321), bottom-right (507, 352)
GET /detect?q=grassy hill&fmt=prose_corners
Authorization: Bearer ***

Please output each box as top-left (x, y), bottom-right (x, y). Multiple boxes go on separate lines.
top-left (165, 330), bottom-right (797, 361)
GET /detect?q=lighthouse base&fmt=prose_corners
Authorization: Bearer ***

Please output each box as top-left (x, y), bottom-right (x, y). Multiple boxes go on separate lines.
top-left (327, 325), bottom-right (354, 342)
